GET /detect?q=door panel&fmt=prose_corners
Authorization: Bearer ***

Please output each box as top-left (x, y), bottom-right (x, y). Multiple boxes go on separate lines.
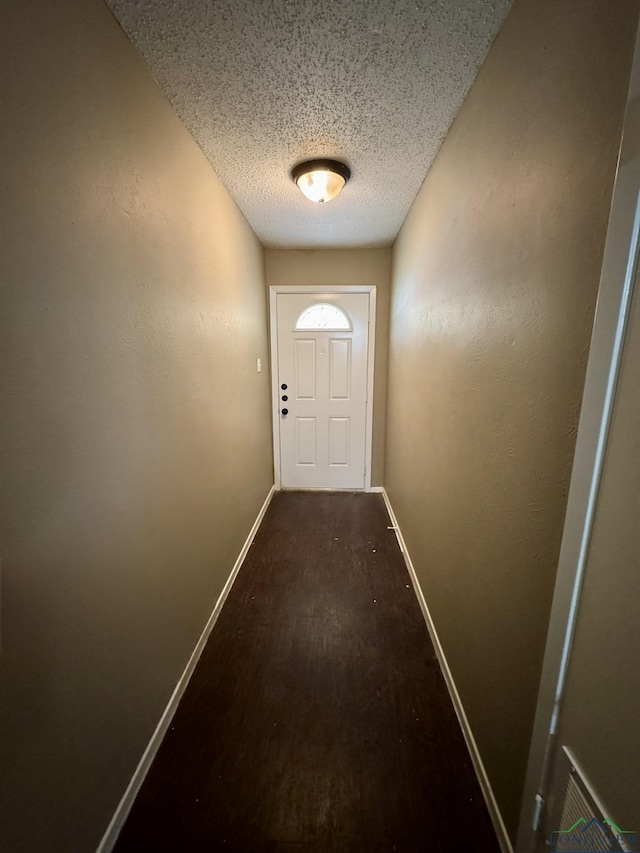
top-left (276, 292), bottom-right (369, 489)
top-left (329, 418), bottom-right (349, 466)
top-left (294, 340), bottom-right (316, 399)
top-left (329, 339), bottom-right (351, 399)
top-left (295, 418), bottom-right (316, 465)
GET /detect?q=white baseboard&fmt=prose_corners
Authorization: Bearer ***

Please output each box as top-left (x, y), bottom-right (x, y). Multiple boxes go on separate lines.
top-left (367, 485), bottom-right (385, 493)
top-left (97, 485), bottom-right (276, 853)
top-left (380, 489), bottom-right (513, 853)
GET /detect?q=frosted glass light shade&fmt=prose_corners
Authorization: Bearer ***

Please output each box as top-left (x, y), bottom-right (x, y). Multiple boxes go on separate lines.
top-left (291, 159), bottom-right (351, 204)
top-left (296, 169), bottom-right (345, 203)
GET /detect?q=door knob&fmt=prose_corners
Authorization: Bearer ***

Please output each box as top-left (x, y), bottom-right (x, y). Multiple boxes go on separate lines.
top-left (282, 395), bottom-right (288, 401)
top-left (281, 383), bottom-right (287, 390)
top-left (281, 408), bottom-right (289, 416)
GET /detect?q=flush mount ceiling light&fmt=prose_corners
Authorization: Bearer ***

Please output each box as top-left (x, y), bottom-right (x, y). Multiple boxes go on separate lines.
top-left (291, 159), bottom-right (351, 203)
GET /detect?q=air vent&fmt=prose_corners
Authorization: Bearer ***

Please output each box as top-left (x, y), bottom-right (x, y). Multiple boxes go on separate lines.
top-left (554, 748), bottom-right (626, 853)
top-left (560, 774), bottom-right (613, 851)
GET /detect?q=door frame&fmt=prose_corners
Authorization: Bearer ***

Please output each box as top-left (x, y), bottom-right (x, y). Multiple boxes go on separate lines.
top-left (269, 285), bottom-right (377, 492)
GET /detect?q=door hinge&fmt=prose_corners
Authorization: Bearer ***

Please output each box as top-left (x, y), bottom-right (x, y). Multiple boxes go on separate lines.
top-left (532, 793), bottom-right (545, 832)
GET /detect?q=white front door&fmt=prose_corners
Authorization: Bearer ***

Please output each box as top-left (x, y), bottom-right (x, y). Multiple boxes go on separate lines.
top-left (275, 291), bottom-right (370, 489)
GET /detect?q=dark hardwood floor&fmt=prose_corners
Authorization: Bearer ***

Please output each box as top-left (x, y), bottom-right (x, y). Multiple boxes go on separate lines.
top-left (114, 491), bottom-right (500, 852)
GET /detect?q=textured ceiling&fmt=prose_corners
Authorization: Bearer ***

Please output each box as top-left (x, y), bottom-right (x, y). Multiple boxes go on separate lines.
top-left (106, 0), bottom-right (512, 248)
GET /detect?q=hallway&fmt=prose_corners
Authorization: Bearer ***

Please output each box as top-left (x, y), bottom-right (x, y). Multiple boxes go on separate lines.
top-left (4, 1), bottom-right (640, 849)
top-left (114, 492), bottom-right (499, 851)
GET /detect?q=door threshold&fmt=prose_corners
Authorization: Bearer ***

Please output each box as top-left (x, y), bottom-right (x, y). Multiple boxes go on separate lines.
top-left (278, 487), bottom-right (365, 493)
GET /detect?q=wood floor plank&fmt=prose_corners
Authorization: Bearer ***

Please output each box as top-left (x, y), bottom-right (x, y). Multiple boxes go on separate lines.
top-left (114, 492), bottom-right (500, 852)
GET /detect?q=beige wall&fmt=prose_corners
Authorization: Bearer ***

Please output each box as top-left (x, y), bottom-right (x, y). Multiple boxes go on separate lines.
top-left (385, 0), bottom-right (638, 839)
top-left (0, 1), bottom-right (272, 850)
top-left (517, 70), bottom-right (640, 848)
top-left (539, 81), bottom-right (640, 835)
top-left (549, 197), bottom-right (640, 832)
top-left (550, 229), bottom-right (640, 830)
top-left (265, 249), bottom-right (392, 487)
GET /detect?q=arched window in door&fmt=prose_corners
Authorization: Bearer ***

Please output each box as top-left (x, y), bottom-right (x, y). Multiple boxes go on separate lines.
top-left (294, 303), bottom-right (351, 331)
